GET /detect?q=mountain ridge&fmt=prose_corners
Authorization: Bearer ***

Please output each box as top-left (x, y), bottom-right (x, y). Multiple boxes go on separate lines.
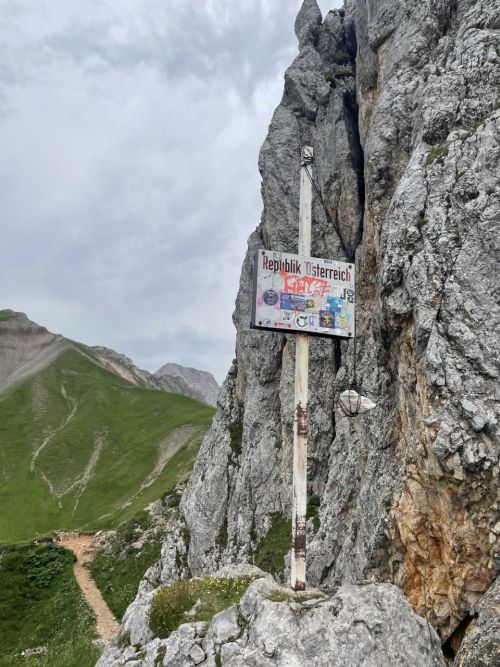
top-left (0, 309), bottom-right (220, 406)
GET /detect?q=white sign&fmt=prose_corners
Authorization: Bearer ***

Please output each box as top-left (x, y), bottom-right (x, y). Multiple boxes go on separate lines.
top-left (251, 249), bottom-right (355, 338)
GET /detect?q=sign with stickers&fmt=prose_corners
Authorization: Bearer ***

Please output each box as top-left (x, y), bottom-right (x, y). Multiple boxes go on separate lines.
top-left (251, 249), bottom-right (355, 338)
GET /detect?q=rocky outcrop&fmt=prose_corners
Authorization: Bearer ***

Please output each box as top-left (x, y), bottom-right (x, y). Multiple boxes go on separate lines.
top-left (100, 0), bottom-right (500, 663)
top-left (154, 363), bottom-right (220, 407)
top-left (453, 576), bottom-right (500, 666)
top-left (0, 310), bottom-right (68, 391)
top-left (90, 346), bottom-right (155, 388)
top-left (98, 568), bottom-right (445, 667)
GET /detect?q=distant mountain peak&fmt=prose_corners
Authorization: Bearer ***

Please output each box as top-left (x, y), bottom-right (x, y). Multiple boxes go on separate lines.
top-left (154, 363), bottom-right (219, 407)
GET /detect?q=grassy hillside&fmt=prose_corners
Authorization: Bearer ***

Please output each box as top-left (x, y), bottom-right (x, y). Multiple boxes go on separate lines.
top-left (0, 345), bottom-right (214, 544)
top-left (0, 543), bottom-right (99, 666)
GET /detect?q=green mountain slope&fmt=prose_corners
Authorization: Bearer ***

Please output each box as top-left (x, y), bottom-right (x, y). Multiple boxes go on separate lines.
top-left (0, 314), bottom-right (214, 544)
top-left (0, 543), bottom-right (99, 666)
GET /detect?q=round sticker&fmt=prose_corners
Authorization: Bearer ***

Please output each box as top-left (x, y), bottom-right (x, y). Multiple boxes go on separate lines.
top-left (263, 289), bottom-right (279, 306)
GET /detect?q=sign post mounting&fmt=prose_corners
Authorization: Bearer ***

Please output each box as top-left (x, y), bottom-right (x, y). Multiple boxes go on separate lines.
top-left (250, 146), bottom-right (357, 590)
top-left (290, 145), bottom-right (313, 591)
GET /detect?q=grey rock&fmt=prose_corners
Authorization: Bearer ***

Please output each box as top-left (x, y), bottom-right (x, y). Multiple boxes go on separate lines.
top-left (204, 605), bottom-right (240, 646)
top-left (100, 577), bottom-right (445, 667)
top-left (0, 310), bottom-right (69, 392)
top-left (156, 623), bottom-right (205, 667)
top-left (295, 0), bottom-right (322, 50)
top-left (189, 643), bottom-right (206, 665)
top-left (154, 362), bottom-right (220, 406)
top-left (453, 577), bottom-right (500, 666)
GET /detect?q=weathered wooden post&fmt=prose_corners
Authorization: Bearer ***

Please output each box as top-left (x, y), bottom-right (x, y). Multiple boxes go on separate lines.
top-left (290, 145), bottom-right (313, 591)
top-left (251, 145), bottom-right (358, 590)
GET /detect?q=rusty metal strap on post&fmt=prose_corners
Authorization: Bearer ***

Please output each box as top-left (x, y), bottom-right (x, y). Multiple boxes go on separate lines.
top-left (296, 403), bottom-right (308, 437)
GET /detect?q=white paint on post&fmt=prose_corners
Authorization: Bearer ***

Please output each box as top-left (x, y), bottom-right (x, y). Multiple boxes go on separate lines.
top-left (291, 146), bottom-right (313, 591)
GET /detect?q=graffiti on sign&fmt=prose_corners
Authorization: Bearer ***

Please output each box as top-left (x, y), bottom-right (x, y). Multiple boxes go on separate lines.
top-left (251, 250), bottom-right (355, 338)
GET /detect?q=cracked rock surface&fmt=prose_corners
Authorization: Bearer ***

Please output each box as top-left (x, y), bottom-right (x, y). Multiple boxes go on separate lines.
top-left (98, 570), bottom-right (445, 667)
top-left (453, 576), bottom-right (500, 666)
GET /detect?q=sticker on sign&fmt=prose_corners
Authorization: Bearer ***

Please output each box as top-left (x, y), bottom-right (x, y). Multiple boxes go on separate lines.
top-left (251, 250), bottom-right (355, 338)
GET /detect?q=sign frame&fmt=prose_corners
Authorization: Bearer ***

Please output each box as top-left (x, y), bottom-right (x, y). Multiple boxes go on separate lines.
top-left (251, 248), bottom-right (355, 340)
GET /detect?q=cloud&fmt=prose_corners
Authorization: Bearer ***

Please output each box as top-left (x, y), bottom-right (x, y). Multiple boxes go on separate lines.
top-left (0, 0), bottom-right (342, 383)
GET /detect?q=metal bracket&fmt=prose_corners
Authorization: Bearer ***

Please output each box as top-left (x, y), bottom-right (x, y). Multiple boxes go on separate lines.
top-left (300, 145), bottom-right (314, 167)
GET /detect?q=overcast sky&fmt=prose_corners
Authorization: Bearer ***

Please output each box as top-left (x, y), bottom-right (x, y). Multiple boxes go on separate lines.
top-left (1, 0), bottom-right (339, 383)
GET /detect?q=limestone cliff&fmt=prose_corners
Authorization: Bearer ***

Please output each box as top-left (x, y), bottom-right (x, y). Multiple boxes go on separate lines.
top-left (99, 1), bottom-right (500, 664)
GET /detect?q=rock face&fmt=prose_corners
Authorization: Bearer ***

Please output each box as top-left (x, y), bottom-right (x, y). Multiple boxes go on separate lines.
top-left (98, 570), bottom-right (445, 667)
top-left (100, 0), bottom-right (500, 663)
top-left (154, 363), bottom-right (220, 407)
top-left (0, 310), bottom-right (68, 391)
top-left (91, 346), bottom-right (155, 388)
top-left (453, 576), bottom-right (500, 666)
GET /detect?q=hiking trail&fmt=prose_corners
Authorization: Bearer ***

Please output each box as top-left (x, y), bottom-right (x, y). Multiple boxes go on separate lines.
top-left (58, 532), bottom-right (119, 643)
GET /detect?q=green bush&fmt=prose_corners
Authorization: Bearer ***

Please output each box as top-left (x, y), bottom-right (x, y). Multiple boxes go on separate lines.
top-left (307, 495), bottom-right (321, 531)
top-left (332, 50), bottom-right (350, 64)
top-left (228, 423), bottom-right (243, 456)
top-left (0, 544), bottom-right (97, 665)
top-left (254, 514), bottom-right (290, 576)
top-left (24, 544), bottom-right (68, 587)
top-left (150, 577), bottom-right (254, 639)
top-left (426, 141), bottom-right (450, 165)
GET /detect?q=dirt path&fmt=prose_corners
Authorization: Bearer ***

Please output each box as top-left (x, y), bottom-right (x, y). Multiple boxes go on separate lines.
top-left (58, 532), bottom-right (119, 642)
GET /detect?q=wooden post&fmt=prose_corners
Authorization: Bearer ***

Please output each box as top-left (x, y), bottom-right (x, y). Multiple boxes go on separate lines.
top-left (291, 146), bottom-right (313, 591)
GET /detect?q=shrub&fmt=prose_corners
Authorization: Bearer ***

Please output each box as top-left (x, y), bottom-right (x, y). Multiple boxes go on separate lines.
top-left (228, 423), bottom-right (243, 456)
top-left (307, 495), bottom-right (321, 531)
top-left (150, 576), bottom-right (254, 639)
top-left (332, 50), bottom-right (350, 64)
top-left (254, 514), bottom-right (290, 576)
top-left (25, 544), bottom-right (67, 587)
top-left (426, 141), bottom-right (450, 165)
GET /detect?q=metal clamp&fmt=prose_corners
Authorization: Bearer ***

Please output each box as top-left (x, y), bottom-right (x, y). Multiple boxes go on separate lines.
top-left (300, 145), bottom-right (314, 167)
